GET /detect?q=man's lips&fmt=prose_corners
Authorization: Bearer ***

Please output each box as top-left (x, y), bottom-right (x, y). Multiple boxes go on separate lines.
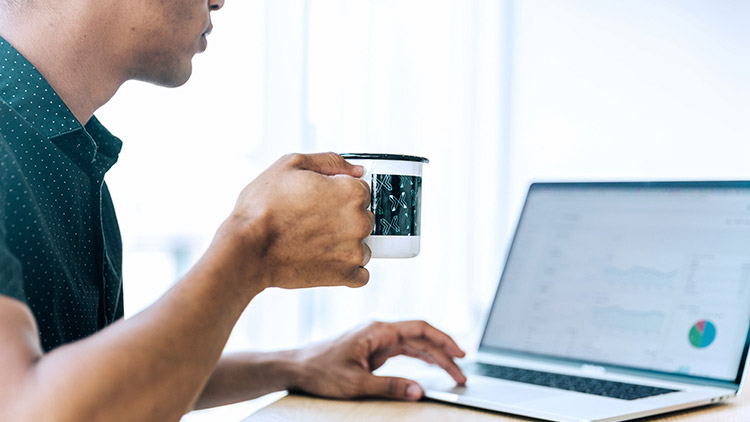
top-left (202, 24), bottom-right (213, 37)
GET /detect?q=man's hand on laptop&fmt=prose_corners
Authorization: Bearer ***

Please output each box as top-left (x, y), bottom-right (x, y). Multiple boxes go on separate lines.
top-left (288, 320), bottom-right (467, 401)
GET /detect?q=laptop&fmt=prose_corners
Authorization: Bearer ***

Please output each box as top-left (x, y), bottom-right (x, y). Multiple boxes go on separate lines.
top-left (408, 181), bottom-right (750, 422)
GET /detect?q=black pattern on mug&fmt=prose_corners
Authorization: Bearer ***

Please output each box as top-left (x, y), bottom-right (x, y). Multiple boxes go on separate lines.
top-left (371, 174), bottom-right (421, 236)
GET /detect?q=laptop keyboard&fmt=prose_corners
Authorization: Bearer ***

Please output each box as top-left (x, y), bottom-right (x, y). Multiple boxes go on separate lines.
top-left (468, 362), bottom-right (679, 400)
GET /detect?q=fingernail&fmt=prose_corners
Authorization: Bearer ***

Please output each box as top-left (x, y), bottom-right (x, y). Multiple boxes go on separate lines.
top-left (406, 383), bottom-right (422, 400)
top-left (353, 165), bottom-right (365, 176)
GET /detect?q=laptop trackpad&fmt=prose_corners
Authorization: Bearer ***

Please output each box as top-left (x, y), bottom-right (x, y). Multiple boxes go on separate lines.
top-left (425, 375), bottom-right (566, 404)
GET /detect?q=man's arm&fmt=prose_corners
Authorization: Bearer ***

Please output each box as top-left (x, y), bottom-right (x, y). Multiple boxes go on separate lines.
top-left (193, 321), bottom-right (467, 409)
top-left (0, 246), bottom-right (258, 422)
top-left (192, 350), bottom-right (302, 409)
top-left (0, 153), bottom-right (373, 422)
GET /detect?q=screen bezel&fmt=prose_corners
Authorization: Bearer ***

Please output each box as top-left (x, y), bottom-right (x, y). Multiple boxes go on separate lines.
top-left (478, 181), bottom-right (750, 390)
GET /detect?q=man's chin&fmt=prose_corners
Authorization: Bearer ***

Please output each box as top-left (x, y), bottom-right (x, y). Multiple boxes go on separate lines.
top-left (155, 71), bottom-right (192, 89)
top-left (136, 64), bottom-right (193, 88)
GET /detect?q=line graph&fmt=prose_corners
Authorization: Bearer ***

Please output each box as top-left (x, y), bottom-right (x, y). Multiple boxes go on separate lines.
top-left (602, 265), bottom-right (679, 289)
top-left (592, 306), bottom-right (667, 335)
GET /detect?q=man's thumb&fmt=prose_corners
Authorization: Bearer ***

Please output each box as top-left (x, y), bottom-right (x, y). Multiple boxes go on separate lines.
top-left (290, 152), bottom-right (364, 177)
top-left (362, 375), bottom-right (424, 401)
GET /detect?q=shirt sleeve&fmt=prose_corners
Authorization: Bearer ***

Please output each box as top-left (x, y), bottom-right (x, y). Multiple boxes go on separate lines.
top-left (0, 133), bottom-right (26, 303)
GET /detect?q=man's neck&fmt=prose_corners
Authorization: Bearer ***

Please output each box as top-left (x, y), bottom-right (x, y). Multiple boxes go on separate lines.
top-left (0, 4), bottom-right (125, 125)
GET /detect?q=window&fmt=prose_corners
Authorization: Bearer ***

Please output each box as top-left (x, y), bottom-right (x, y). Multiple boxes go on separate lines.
top-left (96, 1), bottom-right (749, 419)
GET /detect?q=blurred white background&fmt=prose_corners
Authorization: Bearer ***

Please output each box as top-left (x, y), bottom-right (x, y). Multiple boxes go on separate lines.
top-left (96, 0), bottom-right (749, 420)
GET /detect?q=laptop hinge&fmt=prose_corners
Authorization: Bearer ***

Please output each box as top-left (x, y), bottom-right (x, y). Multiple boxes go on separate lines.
top-left (581, 364), bottom-right (607, 374)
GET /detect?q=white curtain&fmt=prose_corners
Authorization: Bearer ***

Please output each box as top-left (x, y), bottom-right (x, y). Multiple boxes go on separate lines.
top-left (234, 0), bottom-right (510, 352)
top-left (101, 0), bottom-right (510, 355)
top-left (97, 1), bottom-right (748, 419)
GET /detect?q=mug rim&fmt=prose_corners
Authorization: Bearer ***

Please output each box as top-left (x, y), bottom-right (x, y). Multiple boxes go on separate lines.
top-left (340, 153), bottom-right (429, 164)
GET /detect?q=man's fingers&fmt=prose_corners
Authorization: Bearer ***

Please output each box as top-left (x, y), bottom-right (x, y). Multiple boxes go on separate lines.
top-left (360, 375), bottom-right (423, 401)
top-left (345, 266), bottom-right (369, 288)
top-left (393, 320), bottom-right (465, 358)
top-left (361, 243), bottom-right (372, 267)
top-left (360, 321), bottom-right (467, 384)
top-left (357, 178), bottom-right (372, 210)
top-left (286, 152), bottom-right (364, 177)
top-left (401, 338), bottom-right (467, 385)
top-left (339, 176), bottom-right (372, 217)
top-left (365, 209), bottom-right (375, 233)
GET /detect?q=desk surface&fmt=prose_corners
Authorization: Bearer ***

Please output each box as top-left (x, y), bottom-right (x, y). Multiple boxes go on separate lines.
top-left (243, 391), bottom-right (750, 422)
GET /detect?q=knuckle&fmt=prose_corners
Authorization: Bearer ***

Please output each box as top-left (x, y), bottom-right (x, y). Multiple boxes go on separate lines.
top-left (370, 321), bottom-right (396, 338)
top-left (352, 373), bottom-right (371, 394)
top-left (340, 175), bottom-right (356, 189)
top-left (362, 244), bottom-right (372, 265)
top-left (387, 378), bottom-right (405, 397)
top-left (344, 175), bottom-right (365, 192)
top-left (413, 320), bottom-right (429, 335)
top-left (415, 341), bottom-right (430, 352)
top-left (354, 269), bottom-right (369, 287)
top-left (369, 320), bottom-right (386, 331)
top-left (359, 214), bottom-right (374, 237)
top-left (345, 267), bottom-right (369, 288)
top-left (281, 152), bottom-right (304, 166)
top-left (367, 210), bottom-right (376, 230)
top-left (357, 179), bottom-right (371, 197)
top-left (348, 246), bottom-right (366, 265)
top-left (322, 151), bottom-right (344, 168)
top-left (324, 151), bottom-right (342, 161)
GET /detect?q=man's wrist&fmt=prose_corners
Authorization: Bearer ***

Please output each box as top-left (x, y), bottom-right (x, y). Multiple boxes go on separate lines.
top-left (213, 211), bottom-right (273, 293)
top-left (245, 349), bottom-right (310, 398)
top-left (278, 349), bottom-right (307, 392)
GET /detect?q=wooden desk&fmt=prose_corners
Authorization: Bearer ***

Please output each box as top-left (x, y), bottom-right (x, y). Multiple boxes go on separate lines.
top-left (243, 391), bottom-right (750, 422)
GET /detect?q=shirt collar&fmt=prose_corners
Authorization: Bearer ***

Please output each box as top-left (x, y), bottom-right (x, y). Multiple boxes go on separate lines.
top-left (84, 116), bottom-right (123, 173)
top-left (0, 36), bottom-right (122, 173)
top-left (0, 36), bottom-right (81, 138)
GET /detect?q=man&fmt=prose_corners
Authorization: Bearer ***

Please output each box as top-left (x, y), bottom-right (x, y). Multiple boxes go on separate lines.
top-left (0, 0), bottom-right (466, 421)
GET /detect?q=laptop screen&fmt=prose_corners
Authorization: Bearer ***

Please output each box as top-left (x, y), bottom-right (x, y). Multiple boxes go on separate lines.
top-left (481, 182), bottom-right (750, 384)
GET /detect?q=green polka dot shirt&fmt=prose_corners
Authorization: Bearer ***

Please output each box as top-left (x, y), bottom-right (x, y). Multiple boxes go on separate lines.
top-left (0, 36), bottom-right (124, 351)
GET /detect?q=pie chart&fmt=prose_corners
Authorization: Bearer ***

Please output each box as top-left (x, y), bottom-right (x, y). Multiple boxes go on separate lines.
top-left (689, 320), bottom-right (716, 348)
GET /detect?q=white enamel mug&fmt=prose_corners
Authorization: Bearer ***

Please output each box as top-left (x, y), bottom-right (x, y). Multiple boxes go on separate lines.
top-left (341, 153), bottom-right (429, 258)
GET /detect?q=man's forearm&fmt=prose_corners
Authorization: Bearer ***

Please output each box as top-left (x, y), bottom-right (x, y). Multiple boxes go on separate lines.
top-left (11, 228), bottom-right (266, 422)
top-left (193, 349), bottom-right (302, 409)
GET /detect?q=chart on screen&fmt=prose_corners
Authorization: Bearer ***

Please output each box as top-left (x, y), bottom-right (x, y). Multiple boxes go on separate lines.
top-left (484, 185), bottom-right (750, 381)
top-left (689, 320), bottom-right (717, 349)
